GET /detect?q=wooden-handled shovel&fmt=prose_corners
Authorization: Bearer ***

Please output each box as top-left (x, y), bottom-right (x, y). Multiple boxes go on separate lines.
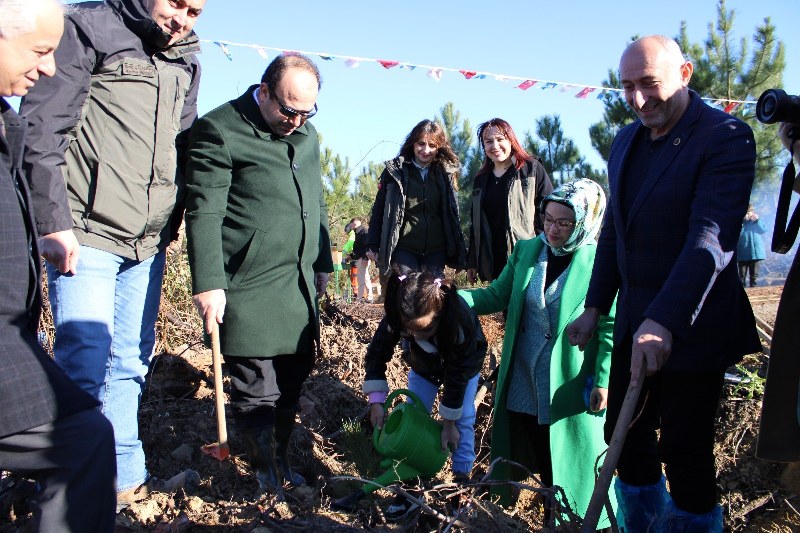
top-left (201, 322), bottom-right (230, 461)
top-left (581, 365), bottom-right (646, 532)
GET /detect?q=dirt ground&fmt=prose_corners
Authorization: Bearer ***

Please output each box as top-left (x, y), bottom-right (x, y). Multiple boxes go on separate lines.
top-left (1, 284), bottom-right (799, 532)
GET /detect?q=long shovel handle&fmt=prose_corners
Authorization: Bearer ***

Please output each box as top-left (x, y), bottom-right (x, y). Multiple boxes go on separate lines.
top-left (581, 365), bottom-right (645, 532)
top-left (210, 322), bottom-right (228, 448)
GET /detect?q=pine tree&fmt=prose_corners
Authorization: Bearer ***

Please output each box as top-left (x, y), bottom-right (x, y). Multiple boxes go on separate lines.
top-left (589, 0), bottom-right (786, 184)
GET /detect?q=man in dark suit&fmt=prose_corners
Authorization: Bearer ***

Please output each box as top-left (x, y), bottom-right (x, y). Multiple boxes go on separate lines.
top-left (568, 35), bottom-right (760, 531)
top-left (0, 0), bottom-right (115, 530)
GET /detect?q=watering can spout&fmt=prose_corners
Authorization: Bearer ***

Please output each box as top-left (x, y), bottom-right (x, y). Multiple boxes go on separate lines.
top-left (362, 461), bottom-right (424, 495)
top-left (361, 389), bottom-right (449, 495)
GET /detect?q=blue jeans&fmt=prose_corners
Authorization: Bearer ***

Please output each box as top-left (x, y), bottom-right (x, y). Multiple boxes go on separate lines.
top-left (407, 370), bottom-right (480, 475)
top-left (47, 245), bottom-right (165, 492)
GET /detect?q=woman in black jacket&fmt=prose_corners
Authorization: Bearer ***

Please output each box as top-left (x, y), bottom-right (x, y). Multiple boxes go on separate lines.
top-left (467, 118), bottom-right (553, 283)
top-left (366, 120), bottom-right (467, 276)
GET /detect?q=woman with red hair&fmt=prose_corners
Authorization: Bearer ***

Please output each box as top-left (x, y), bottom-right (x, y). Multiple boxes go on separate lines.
top-left (467, 118), bottom-right (553, 283)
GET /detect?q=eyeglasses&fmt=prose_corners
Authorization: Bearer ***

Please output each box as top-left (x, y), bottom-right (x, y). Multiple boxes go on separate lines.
top-left (267, 86), bottom-right (317, 121)
top-left (541, 214), bottom-right (576, 230)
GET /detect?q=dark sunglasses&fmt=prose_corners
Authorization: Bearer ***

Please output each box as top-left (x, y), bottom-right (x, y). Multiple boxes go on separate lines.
top-left (267, 85), bottom-right (317, 121)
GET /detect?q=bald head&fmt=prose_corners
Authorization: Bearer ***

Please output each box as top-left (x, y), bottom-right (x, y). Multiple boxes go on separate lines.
top-left (619, 35), bottom-right (694, 138)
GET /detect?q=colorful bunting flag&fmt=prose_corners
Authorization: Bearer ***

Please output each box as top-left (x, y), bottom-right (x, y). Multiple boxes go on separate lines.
top-left (198, 40), bottom-right (756, 109)
top-left (214, 42), bottom-right (233, 61)
top-left (427, 68), bottom-right (443, 81)
top-left (723, 102), bottom-right (741, 113)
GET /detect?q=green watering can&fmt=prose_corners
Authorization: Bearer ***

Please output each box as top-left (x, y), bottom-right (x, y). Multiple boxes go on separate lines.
top-left (331, 389), bottom-right (450, 512)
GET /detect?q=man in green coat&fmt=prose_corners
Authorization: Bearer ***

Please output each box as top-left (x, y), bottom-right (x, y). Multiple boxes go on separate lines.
top-left (185, 53), bottom-right (333, 494)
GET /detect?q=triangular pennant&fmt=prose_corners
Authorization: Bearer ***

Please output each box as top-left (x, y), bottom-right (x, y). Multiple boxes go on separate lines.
top-left (723, 102), bottom-right (741, 113)
top-left (541, 82), bottom-right (557, 90)
top-left (575, 87), bottom-right (596, 99)
top-left (378, 60), bottom-right (400, 69)
top-left (214, 41), bottom-right (233, 61)
top-left (427, 68), bottom-right (443, 81)
top-left (344, 58), bottom-right (361, 68)
top-left (517, 80), bottom-right (538, 90)
top-left (255, 47), bottom-right (269, 60)
top-left (318, 55), bottom-right (334, 61)
top-left (399, 64), bottom-right (417, 71)
top-left (459, 70), bottom-right (477, 79)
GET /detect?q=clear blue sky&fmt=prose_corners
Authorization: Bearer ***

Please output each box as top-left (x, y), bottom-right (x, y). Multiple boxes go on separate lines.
top-left (189, 0), bottom-right (799, 176)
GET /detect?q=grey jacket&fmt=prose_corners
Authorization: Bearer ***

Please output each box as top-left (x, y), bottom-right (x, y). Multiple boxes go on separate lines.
top-left (21, 0), bottom-right (201, 260)
top-left (366, 156), bottom-right (467, 274)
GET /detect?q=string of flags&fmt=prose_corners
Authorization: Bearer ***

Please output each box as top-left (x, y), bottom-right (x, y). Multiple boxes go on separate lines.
top-left (202, 39), bottom-right (758, 113)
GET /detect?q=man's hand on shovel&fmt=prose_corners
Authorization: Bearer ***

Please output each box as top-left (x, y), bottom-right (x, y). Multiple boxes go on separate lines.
top-left (193, 289), bottom-right (226, 334)
top-left (630, 319), bottom-right (672, 387)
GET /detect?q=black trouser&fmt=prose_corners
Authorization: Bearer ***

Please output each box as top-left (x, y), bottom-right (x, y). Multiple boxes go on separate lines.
top-left (507, 410), bottom-right (553, 488)
top-left (605, 333), bottom-right (725, 514)
top-left (738, 260), bottom-right (760, 286)
top-left (223, 352), bottom-right (314, 431)
top-left (0, 408), bottom-right (116, 532)
top-left (390, 248), bottom-right (446, 276)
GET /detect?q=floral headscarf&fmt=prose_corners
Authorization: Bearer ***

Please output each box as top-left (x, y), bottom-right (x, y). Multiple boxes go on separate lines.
top-left (540, 178), bottom-right (607, 256)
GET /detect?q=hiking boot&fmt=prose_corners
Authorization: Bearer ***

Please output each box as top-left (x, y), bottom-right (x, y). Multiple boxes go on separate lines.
top-left (117, 470), bottom-right (200, 511)
top-left (384, 492), bottom-right (423, 522)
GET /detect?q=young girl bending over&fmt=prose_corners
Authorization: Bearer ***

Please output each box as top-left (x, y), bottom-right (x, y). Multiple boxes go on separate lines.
top-left (363, 270), bottom-right (487, 521)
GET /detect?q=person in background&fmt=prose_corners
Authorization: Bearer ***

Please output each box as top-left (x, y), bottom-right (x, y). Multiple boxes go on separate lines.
top-left (757, 121), bottom-right (800, 462)
top-left (0, 0), bottom-right (116, 529)
top-left (20, 0), bottom-right (205, 508)
top-left (737, 204), bottom-right (766, 287)
top-left (186, 53), bottom-right (332, 497)
top-left (467, 118), bottom-right (553, 284)
top-left (366, 119), bottom-right (467, 276)
top-left (567, 35), bottom-right (759, 532)
top-left (460, 179), bottom-right (615, 530)
top-left (342, 221), bottom-right (357, 298)
top-left (363, 271), bottom-right (486, 521)
top-left (349, 217), bottom-right (373, 303)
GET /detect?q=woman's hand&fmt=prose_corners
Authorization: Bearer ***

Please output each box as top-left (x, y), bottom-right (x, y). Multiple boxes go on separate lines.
top-left (370, 403), bottom-right (386, 429)
top-left (441, 419), bottom-right (460, 452)
top-left (589, 387), bottom-right (608, 412)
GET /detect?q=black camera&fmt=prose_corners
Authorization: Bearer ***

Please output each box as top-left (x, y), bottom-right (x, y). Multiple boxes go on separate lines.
top-left (756, 89), bottom-right (800, 125)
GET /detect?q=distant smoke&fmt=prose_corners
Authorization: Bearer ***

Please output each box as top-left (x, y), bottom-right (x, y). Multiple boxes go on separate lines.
top-left (749, 181), bottom-right (799, 286)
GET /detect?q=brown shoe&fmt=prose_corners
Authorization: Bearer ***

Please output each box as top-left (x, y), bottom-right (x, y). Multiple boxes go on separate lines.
top-left (117, 470), bottom-right (199, 511)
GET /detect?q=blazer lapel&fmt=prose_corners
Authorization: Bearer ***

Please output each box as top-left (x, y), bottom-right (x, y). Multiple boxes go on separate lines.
top-left (626, 93), bottom-right (704, 230)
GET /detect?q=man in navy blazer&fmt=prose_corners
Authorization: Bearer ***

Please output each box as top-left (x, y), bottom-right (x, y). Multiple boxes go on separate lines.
top-left (0, 0), bottom-right (115, 530)
top-left (568, 35), bottom-right (760, 531)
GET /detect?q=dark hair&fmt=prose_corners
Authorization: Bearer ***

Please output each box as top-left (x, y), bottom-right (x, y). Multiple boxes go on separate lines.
top-left (384, 269), bottom-right (474, 353)
top-left (398, 120), bottom-right (461, 185)
top-left (475, 118), bottom-right (532, 174)
top-left (261, 53), bottom-right (322, 90)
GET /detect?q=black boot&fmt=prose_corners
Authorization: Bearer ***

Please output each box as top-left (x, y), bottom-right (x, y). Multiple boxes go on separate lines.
top-left (240, 426), bottom-right (284, 496)
top-left (274, 408), bottom-right (306, 486)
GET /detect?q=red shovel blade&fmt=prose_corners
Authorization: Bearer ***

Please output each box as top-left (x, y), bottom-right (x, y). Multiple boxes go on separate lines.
top-left (201, 442), bottom-right (230, 461)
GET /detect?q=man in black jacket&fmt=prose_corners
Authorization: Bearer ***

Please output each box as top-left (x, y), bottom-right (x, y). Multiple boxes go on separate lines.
top-left (0, 0), bottom-right (115, 530)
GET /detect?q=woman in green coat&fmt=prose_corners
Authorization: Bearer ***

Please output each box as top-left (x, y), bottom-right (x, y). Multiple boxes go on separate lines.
top-left (460, 179), bottom-right (616, 529)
